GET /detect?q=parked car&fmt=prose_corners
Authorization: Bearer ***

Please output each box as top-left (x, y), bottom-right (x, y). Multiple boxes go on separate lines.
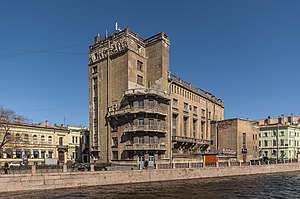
top-left (77, 163), bottom-right (107, 171)
top-left (9, 162), bottom-right (24, 167)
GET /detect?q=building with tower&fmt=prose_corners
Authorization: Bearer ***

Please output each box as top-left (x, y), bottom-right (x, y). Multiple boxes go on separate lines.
top-left (89, 28), bottom-right (224, 166)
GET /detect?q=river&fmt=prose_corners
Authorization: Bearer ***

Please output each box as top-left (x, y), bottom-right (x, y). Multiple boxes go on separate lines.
top-left (2, 172), bottom-right (300, 199)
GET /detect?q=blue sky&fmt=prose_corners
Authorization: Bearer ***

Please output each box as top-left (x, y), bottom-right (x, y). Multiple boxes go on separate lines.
top-left (1, 0), bottom-right (300, 126)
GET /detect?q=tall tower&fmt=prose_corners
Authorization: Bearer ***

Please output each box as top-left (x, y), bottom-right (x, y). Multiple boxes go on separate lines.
top-left (89, 28), bottom-right (171, 164)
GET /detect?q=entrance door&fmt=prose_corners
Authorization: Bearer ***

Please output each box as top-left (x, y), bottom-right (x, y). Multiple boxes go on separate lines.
top-left (148, 155), bottom-right (155, 167)
top-left (138, 155), bottom-right (144, 168)
top-left (58, 151), bottom-right (65, 163)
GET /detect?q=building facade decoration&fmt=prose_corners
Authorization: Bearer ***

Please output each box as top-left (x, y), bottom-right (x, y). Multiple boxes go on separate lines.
top-left (89, 28), bottom-right (224, 166)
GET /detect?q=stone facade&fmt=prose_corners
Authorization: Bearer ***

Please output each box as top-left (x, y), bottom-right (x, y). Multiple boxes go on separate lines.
top-left (211, 118), bottom-right (259, 161)
top-left (0, 121), bottom-right (69, 165)
top-left (89, 28), bottom-right (224, 165)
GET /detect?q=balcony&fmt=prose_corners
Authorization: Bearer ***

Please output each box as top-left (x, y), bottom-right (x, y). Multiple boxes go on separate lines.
top-left (124, 125), bottom-right (167, 133)
top-left (124, 143), bottom-right (167, 151)
top-left (124, 88), bottom-right (170, 100)
top-left (108, 106), bottom-right (167, 117)
top-left (172, 136), bottom-right (211, 145)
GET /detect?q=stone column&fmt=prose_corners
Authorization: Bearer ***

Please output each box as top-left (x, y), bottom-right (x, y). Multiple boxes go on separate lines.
top-left (90, 164), bottom-right (95, 172)
top-left (228, 161), bottom-right (231, 167)
top-left (63, 164), bottom-right (68, 172)
top-left (31, 164), bottom-right (36, 174)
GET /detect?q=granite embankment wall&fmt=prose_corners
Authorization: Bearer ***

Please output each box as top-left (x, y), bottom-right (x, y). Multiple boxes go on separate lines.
top-left (0, 163), bottom-right (299, 193)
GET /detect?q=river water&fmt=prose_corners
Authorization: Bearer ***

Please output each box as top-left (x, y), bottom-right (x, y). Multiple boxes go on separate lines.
top-left (2, 172), bottom-right (300, 199)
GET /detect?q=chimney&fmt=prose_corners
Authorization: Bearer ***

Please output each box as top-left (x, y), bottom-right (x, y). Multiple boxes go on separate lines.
top-left (45, 120), bottom-right (49, 127)
top-left (0, 116), bottom-right (8, 123)
top-left (14, 117), bottom-right (21, 124)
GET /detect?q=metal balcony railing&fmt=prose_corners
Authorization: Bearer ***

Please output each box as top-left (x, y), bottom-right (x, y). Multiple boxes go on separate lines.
top-left (108, 106), bottom-right (167, 117)
top-left (124, 125), bottom-right (167, 133)
top-left (124, 88), bottom-right (169, 99)
top-left (124, 143), bottom-right (167, 151)
top-left (172, 136), bottom-right (211, 145)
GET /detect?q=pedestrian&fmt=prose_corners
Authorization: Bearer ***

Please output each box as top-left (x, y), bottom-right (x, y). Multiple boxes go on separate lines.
top-left (4, 162), bottom-right (9, 174)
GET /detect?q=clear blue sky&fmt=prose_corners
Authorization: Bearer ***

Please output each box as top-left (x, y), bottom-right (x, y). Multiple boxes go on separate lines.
top-left (1, 0), bottom-right (300, 126)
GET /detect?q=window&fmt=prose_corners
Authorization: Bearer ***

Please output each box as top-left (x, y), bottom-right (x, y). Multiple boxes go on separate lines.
top-left (193, 106), bottom-right (197, 114)
top-left (264, 132), bottom-right (268, 137)
top-left (280, 139), bottom-right (284, 146)
top-left (280, 131), bottom-right (285, 136)
top-left (41, 135), bottom-right (45, 144)
top-left (137, 75), bottom-right (143, 85)
top-left (183, 117), bottom-right (188, 137)
top-left (112, 120), bottom-right (118, 131)
top-left (48, 150), bottom-right (53, 158)
top-left (264, 151), bottom-right (268, 157)
top-left (15, 133), bottom-right (21, 142)
top-left (149, 119), bottom-right (154, 127)
top-left (201, 109), bottom-right (205, 117)
top-left (193, 120), bottom-right (197, 138)
top-left (33, 150), bottom-right (39, 158)
top-left (172, 99), bottom-right (178, 107)
top-left (273, 140), bottom-right (277, 146)
top-left (264, 140), bottom-right (268, 147)
top-left (24, 134), bottom-right (29, 143)
top-left (72, 136), bottom-right (75, 143)
top-left (201, 122), bottom-right (205, 133)
top-left (138, 99), bottom-right (144, 108)
top-left (172, 115), bottom-right (177, 136)
top-left (138, 119), bottom-right (144, 127)
top-left (48, 136), bottom-right (52, 145)
top-left (6, 149), bottom-right (12, 158)
top-left (59, 137), bottom-right (63, 146)
top-left (272, 150), bottom-right (276, 156)
top-left (112, 137), bottom-right (118, 147)
top-left (148, 100), bottom-right (154, 108)
top-left (184, 103), bottom-right (188, 112)
top-left (113, 151), bottom-right (118, 160)
top-left (137, 60), bottom-right (143, 71)
top-left (16, 150), bottom-right (22, 158)
top-left (33, 135), bottom-right (38, 144)
top-left (273, 130), bottom-right (277, 137)
top-left (41, 150), bottom-right (46, 158)
top-left (242, 133), bottom-right (246, 148)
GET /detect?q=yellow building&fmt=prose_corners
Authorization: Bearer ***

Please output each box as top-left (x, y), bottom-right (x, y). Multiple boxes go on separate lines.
top-left (0, 119), bottom-right (69, 165)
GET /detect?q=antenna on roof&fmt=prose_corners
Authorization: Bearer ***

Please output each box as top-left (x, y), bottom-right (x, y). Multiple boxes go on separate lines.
top-left (115, 22), bottom-right (122, 32)
top-left (105, 29), bottom-right (108, 38)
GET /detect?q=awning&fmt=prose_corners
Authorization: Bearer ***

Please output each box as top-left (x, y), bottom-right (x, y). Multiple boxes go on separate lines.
top-left (41, 150), bottom-right (46, 153)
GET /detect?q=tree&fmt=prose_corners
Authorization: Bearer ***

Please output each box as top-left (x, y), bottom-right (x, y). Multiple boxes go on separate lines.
top-left (0, 106), bottom-right (26, 150)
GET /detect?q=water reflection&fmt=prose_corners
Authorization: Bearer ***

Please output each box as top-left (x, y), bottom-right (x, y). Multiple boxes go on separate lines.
top-left (3, 172), bottom-right (300, 199)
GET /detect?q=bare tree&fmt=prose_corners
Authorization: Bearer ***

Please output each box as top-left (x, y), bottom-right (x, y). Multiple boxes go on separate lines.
top-left (0, 106), bottom-right (26, 150)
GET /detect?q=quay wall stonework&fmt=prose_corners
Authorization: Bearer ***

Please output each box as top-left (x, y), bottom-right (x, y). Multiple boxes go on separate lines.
top-left (0, 163), bottom-right (300, 193)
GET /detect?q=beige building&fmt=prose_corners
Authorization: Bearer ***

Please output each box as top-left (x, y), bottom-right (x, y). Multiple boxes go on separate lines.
top-left (211, 118), bottom-right (259, 162)
top-left (0, 119), bottom-right (69, 165)
top-left (67, 126), bottom-right (90, 163)
top-left (89, 28), bottom-right (224, 166)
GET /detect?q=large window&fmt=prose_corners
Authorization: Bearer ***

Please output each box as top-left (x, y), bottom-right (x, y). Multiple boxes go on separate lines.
top-left (33, 135), bottom-right (38, 144)
top-left (138, 99), bottom-right (144, 108)
top-left (24, 134), bottom-right (29, 143)
top-left (172, 115), bottom-right (177, 136)
top-left (59, 137), bottom-right (63, 146)
top-left (48, 136), bottom-right (52, 145)
top-left (137, 75), bottom-right (144, 85)
top-left (41, 135), bottom-right (45, 144)
top-left (15, 133), bottom-right (21, 142)
top-left (138, 119), bottom-right (144, 127)
top-left (137, 60), bottom-right (143, 71)
top-left (184, 103), bottom-right (188, 112)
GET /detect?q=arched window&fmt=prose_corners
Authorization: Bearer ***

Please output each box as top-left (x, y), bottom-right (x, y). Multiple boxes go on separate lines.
top-left (59, 137), bottom-right (63, 146)
top-left (41, 135), bottom-right (45, 144)
top-left (48, 136), bottom-right (52, 145)
top-left (24, 134), bottom-right (29, 143)
top-left (33, 135), bottom-right (38, 144)
top-left (15, 133), bottom-right (21, 142)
